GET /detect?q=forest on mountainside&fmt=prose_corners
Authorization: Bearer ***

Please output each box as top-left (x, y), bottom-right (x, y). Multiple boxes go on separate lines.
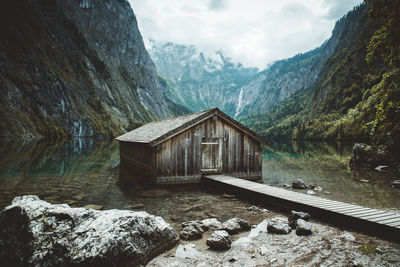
top-left (240, 0), bottom-right (400, 158)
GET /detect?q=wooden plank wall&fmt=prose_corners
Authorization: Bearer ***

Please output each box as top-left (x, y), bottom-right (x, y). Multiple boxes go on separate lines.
top-left (119, 142), bottom-right (156, 184)
top-left (156, 116), bottom-right (262, 184)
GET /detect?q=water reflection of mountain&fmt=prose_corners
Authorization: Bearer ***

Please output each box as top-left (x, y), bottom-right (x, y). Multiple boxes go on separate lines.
top-left (0, 138), bottom-right (119, 179)
top-left (263, 140), bottom-right (353, 159)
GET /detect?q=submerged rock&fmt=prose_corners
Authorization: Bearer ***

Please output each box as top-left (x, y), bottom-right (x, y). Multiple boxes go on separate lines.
top-left (206, 230), bottom-right (232, 251)
top-left (296, 219), bottom-right (312, 236)
top-left (288, 210), bottom-right (310, 229)
top-left (180, 221), bottom-right (205, 240)
top-left (0, 195), bottom-right (177, 266)
top-left (222, 218), bottom-right (251, 234)
top-left (350, 143), bottom-right (386, 169)
top-left (292, 178), bottom-right (307, 189)
top-left (267, 217), bottom-right (291, 234)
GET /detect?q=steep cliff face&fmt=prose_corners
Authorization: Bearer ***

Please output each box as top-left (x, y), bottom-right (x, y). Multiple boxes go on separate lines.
top-left (0, 0), bottom-right (169, 141)
top-left (147, 40), bottom-right (258, 117)
top-left (239, 4), bottom-right (372, 140)
top-left (235, 15), bottom-right (349, 118)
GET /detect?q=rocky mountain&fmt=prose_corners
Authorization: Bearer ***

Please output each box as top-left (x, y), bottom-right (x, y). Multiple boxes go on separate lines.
top-left (0, 0), bottom-right (176, 142)
top-left (241, 1), bottom-right (400, 157)
top-left (146, 40), bottom-right (258, 117)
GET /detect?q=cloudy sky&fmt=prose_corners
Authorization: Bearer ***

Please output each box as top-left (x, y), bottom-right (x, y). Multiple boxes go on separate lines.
top-left (129, 0), bottom-right (362, 69)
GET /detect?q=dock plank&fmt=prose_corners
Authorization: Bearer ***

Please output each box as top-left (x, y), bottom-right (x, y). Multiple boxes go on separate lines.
top-left (203, 175), bottom-right (400, 242)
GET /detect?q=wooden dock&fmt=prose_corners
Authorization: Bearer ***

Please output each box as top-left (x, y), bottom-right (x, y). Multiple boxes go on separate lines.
top-left (203, 175), bottom-right (400, 242)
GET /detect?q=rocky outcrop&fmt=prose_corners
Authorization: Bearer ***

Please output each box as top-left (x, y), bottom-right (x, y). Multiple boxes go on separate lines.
top-left (147, 40), bottom-right (258, 117)
top-left (350, 143), bottom-right (387, 169)
top-left (0, 0), bottom-right (170, 141)
top-left (0, 195), bottom-right (178, 266)
top-left (206, 230), bottom-right (232, 251)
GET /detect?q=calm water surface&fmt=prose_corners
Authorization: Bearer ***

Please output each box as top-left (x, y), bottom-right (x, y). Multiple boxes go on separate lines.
top-left (262, 141), bottom-right (400, 211)
top-left (0, 139), bottom-right (399, 228)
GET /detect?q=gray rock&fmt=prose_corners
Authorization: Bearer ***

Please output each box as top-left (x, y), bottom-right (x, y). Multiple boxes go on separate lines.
top-left (267, 218), bottom-right (291, 234)
top-left (292, 178), bottom-right (307, 189)
top-left (350, 143), bottom-right (386, 169)
top-left (288, 210), bottom-right (310, 229)
top-left (392, 180), bottom-right (400, 188)
top-left (180, 221), bottom-right (205, 240)
top-left (375, 165), bottom-right (389, 172)
top-left (0, 195), bottom-right (177, 266)
top-left (296, 219), bottom-right (312, 236)
top-left (206, 230), bottom-right (232, 251)
top-left (222, 218), bottom-right (251, 234)
top-left (201, 218), bottom-right (222, 230)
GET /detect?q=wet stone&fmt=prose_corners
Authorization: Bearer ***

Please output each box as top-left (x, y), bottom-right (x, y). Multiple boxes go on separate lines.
top-left (267, 217), bottom-right (291, 234)
top-left (180, 221), bottom-right (205, 240)
top-left (288, 210), bottom-right (310, 229)
top-left (201, 218), bottom-right (222, 230)
top-left (222, 218), bottom-right (251, 234)
top-left (206, 230), bottom-right (231, 251)
top-left (296, 219), bottom-right (312, 236)
top-left (292, 178), bottom-right (307, 189)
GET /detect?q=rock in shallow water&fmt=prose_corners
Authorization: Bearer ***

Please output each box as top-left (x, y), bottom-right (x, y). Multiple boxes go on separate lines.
top-left (221, 218), bottom-right (251, 234)
top-left (350, 143), bottom-right (386, 169)
top-left (0, 195), bottom-right (178, 266)
top-left (206, 230), bottom-right (232, 251)
top-left (180, 221), bottom-right (205, 240)
top-left (292, 178), bottom-right (307, 189)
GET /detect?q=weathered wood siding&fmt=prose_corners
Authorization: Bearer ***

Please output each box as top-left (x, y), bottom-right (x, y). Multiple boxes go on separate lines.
top-left (119, 142), bottom-right (156, 184)
top-left (155, 116), bottom-right (262, 184)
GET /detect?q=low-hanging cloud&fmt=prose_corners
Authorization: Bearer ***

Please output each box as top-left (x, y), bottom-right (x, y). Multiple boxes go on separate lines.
top-left (129, 0), bottom-right (362, 69)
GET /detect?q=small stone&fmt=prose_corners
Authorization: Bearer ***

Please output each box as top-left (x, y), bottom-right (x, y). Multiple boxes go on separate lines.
top-left (267, 218), bottom-right (291, 234)
top-left (131, 203), bottom-right (144, 209)
top-left (391, 180), bottom-right (400, 188)
top-left (314, 186), bottom-right (323, 192)
top-left (206, 230), bottom-right (231, 251)
top-left (180, 221), bottom-right (204, 240)
top-left (83, 204), bottom-right (103, 210)
top-left (359, 179), bottom-right (370, 183)
top-left (228, 257), bottom-right (237, 262)
top-left (282, 184), bottom-right (291, 188)
top-left (306, 189), bottom-right (316, 195)
top-left (201, 218), bottom-right (222, 230)
top-left (375, 165), bottom-right (389, 172)
top-left (222, 218), bottom-right (251, 234)
top-left (288, 210), bottom-right (310, 229)
top-left (292, 178), bottom-right (307, 189)
top-left (296, 219), bottom-right (312, 236)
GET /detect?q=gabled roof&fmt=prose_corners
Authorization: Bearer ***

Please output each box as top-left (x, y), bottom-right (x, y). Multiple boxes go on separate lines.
top-left (115, 108), bottom-right (268, 147)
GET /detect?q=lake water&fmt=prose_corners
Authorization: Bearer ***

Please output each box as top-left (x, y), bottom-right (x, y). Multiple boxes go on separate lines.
top-left (0, 139), bottom-right (399, 227)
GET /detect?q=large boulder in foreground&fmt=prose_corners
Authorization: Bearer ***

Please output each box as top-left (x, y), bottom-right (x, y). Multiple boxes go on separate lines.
top-left (0, 195), bottom-right (178, 266)
top-left (350, 143), bottom-right (386, 169)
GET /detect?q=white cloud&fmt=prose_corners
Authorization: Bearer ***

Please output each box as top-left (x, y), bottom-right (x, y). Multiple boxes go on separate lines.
top-left (128, 0), bottom-right (362, 69)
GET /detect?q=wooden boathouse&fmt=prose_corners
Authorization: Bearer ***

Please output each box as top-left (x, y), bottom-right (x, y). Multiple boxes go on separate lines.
top-left (116, 108), bottom-right (268, 184)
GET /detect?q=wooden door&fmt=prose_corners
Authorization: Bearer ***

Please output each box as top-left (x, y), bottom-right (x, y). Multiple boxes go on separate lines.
top-left (201, 138), bottom-right (222, 173)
